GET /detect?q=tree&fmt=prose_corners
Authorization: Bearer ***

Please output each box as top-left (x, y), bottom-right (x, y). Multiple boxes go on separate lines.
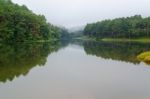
top-left (0, 0), bottom-right (62, 42)
top-left (84, 15), bottom-right (150, 39)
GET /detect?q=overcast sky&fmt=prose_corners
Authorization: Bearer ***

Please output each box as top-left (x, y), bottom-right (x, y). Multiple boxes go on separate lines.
top-left (12, 0), bottom-right (150, 28)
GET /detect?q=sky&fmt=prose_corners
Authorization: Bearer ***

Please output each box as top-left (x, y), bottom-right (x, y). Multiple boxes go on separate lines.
top-left (12, 0), bottom-right (150, 28)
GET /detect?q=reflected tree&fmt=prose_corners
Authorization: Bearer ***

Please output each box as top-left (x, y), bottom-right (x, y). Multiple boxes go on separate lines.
top-left (83, 41), bottom-right (150, 64)
top-left (0, 41), bottom-right (60, 83)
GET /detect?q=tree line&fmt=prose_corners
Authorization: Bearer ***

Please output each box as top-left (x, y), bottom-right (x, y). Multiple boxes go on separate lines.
top-left (0, 0), bottom-right (63, 42)
top-left (84, 15), bottom-right (150, 39)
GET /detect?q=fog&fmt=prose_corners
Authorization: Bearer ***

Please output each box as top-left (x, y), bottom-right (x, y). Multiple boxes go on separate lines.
top-left (12, 0), bottom-right (150, 28)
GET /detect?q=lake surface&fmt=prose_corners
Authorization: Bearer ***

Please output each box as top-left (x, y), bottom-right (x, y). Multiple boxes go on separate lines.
top-left (0, 40), bottom-right (150, 99)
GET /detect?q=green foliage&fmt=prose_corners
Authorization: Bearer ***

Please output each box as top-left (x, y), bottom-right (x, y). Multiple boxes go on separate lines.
top-left (137, 51), bottom-right (150, 63)
top-left (84, 15), bottom-right (150, 39)
top-left (0, 0), bottom-right (61, 42)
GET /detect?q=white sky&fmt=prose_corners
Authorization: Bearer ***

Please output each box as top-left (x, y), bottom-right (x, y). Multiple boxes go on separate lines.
top-left (12, 0), bottom-right (150, 28)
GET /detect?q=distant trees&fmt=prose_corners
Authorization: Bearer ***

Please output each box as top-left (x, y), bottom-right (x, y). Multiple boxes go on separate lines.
top-left (0, 0), bottom-right (61, 42)
top-left (84, 15), bottom-right (150, 39)
top-left (69, 30), bottom-right (83, 39)
top-left (59, 28), bottom-right (70, 40)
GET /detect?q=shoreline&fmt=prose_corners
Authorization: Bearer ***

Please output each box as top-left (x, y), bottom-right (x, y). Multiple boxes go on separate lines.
top-left (73, 36), bottom-right (150, 43)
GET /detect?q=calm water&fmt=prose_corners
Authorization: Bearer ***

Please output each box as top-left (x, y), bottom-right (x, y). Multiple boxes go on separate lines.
top-left (0, 41), bottom-right (150, 99)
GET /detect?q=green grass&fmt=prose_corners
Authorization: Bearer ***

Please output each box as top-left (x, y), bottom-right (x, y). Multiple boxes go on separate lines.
top-left (23, 39), bottom-right (59, 43)
top-left (73, 36), bottom-right (150, 43)
top-left (102, 38), bottom-right (150, 43)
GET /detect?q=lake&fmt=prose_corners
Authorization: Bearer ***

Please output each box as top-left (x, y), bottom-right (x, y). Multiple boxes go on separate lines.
top-left (0, 40), bottom-right (150, 99)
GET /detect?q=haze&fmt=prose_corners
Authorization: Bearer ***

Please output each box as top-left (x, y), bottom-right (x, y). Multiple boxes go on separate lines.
top-left (12, 0), bottom-right (150, 28)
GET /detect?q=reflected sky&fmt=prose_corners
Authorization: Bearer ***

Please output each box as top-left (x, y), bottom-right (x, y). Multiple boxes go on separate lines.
top-left (0, 42), bottom-right (150, 99)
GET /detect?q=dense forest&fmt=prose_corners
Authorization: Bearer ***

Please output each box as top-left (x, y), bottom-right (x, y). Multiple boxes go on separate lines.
top-left (84, 15), bottom-right (150, 39)
top-left (0, 0), bottom-right (63, 42)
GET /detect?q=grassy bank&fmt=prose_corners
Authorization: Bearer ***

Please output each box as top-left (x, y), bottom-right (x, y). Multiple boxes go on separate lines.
top-left (75, 36), bottom-right (150, 43)
top-left (0, 39), bottom-right (59, 45)
top-left (102, 38), bottom-right (150, 43)
top-left (24, 39), bottom-right (59, 43)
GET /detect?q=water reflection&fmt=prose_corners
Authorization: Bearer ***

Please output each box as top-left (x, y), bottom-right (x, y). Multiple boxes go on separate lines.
top-left (0, 41), bottom-right (61, 83)
top-left (83, 41), bottom-right (150, 64)
top-left (1, 40), bottom-right (150, 83)
top-left (1, 40), bottom-right (150, 99)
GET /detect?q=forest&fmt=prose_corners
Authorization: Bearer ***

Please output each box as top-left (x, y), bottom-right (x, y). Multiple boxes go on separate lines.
top-left (0, 0), bottom-right (65, 42)
top-left (3, 0), bottom-right (150, 42)
top-left (84, 15), bottom-right (150, 39)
